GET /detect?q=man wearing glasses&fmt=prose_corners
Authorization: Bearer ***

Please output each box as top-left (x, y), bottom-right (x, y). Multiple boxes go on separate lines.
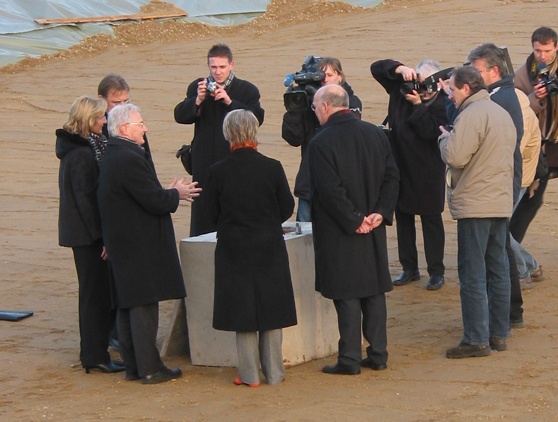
top-left (98, 103), bottom-right (201, 384)
top-left (371, 59), bottom-right (448, 291)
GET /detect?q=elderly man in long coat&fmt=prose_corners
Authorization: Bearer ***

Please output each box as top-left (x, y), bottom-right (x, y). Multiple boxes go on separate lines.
top-left (308, 84), bottom-right (399, 375)
top-left (98, 103), bottom-right (200, 384)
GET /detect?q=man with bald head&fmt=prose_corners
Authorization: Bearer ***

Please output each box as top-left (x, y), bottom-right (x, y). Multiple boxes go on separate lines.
top-left (308, 84), bottom-right (399, 375)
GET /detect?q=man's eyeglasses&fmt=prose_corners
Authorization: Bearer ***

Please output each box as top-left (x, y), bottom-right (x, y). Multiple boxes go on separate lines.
top-left (311, 104), bottom-right (317, 111)
top-left (125, 122), bottom-right (145, 128)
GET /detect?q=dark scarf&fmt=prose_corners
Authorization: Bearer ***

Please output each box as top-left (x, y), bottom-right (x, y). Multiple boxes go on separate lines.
top-left (527, 52), bottom-right (558, 142)
top-left (88, 132), bottom-right (107, 166)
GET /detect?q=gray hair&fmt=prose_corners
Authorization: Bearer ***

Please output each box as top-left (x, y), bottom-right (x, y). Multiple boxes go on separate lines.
top-left (416, 59), bottom-right (442, 79)
top-left (223, 109), bottom-right (259, 146)
top-left (467, 43), bottom-right (510, 77)
top-left (107, 103), bottom-right (141, 138)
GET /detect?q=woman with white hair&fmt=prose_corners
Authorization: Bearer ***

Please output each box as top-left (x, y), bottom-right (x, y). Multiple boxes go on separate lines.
top-left (205, 109), bottom-right (297, 387)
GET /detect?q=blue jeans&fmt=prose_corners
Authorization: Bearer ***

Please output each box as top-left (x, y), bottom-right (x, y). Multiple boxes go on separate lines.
top-left (457, 218), bottom-right (510, 344)
top-left (296, 198), bottom-right (311, 222)
top-left (510, 189), bottom-right (538, 278)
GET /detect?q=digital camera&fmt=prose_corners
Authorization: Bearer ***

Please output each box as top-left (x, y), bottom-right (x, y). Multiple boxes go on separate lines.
top-left (206, 80), bottom-right (218, 93)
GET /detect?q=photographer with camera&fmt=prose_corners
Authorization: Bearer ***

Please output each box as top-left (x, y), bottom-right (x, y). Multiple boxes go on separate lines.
top-left (512, 27), bottom-right (558, 276)
top-left (371, 59), bottom-right (449, 291)
top-left (174, 44), bottom-right (265, 236)
top-left (282, 57), bottom-right (362, 222)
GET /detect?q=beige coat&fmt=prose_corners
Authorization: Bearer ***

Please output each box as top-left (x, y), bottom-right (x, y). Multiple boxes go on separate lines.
top-left (439, 90), bottom-right (515, 220)
top-left (516, 89), bottom-right (542, 188)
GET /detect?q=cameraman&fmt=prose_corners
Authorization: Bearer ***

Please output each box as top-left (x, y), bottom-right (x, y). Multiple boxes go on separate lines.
top-left (513, 27), bottom-right (558, 259)
top-left (282, 57), bottom-right (362, 222)
top-left (371, 59), bottom-right (448, 290)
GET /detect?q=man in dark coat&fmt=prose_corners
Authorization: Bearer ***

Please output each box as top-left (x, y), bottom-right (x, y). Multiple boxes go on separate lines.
top-left (371, 59), bottom-right (448, 290)
top-left (98, 103), bottom-right (201, 384)
top-left (174, 43), bottom-right (265, 236)
top-left (309, 84), bottom-right (399, 375)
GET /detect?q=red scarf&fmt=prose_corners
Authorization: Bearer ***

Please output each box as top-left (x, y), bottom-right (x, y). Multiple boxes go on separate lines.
top-left (230, 141), bottom-right (258, 152)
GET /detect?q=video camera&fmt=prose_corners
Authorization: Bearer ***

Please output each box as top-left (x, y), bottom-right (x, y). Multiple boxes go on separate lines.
top-left (400, 67), bottom-right (454, 96)
top-left (283, 55), bottom-right (325, 112)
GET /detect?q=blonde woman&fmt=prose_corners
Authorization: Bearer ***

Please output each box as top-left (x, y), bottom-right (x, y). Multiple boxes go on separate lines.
top-left (56, 96), bottom-right (123, 374)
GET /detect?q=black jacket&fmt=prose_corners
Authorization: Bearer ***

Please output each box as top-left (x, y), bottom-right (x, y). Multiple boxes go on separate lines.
top-left (488, 75), bottom-right (524, 204)
top-left (174, 76), bottom-right (265, 236)
top-left (205, 148), bottom-right (296, 331)
top-left (371, 59), bottom-right (447, 215)
top-left (97, 137), bottom-right (185, 308)
top-left (282, 82), bottom-right (362, 200)
top-left (309, 111), bottom-right (399, 299)
top-left (56, 129), bottom-right (102, 247)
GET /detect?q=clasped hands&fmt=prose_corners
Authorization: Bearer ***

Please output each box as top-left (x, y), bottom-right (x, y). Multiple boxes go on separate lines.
top-left (168, 177), bottom-right (202, 202)
top-left (355, 213), bottom-right (384, 234)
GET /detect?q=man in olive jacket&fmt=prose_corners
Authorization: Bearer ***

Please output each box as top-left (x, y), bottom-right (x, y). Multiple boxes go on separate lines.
top-left (309, 84), bottom-right (399, 375)
top-left (98, 104), bottom-right (200, 384)
top-left (439, 67), bottom-right (515, 359)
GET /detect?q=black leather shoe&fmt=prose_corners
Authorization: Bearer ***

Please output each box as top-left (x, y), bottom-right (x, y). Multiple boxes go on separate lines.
top-left (360, 357), bottom-right (387, 371)
top-left (322, 363), bottom-right (360, 375)
top-left (426, 275), bottom-right (444, 290)
top-left (141, 367), bottom-right (182, 384)
top-left (393, 270), bottom-right (420, 286)
top-left (84, 360), bottom-right (125, 374)
top-left (126, 372), bottom-right (141, 381)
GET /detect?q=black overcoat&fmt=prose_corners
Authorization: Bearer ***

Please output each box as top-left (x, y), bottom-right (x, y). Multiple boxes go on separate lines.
top-left (309, 111), bottom-right (399, 300)
top-left (174, 77), bottom-right (265, 236)
top-left (204, 148), bottom-right (297, 332)
top-left (56, 129), bottom-right (102, 247)
top-left (97, 137), bottom-right (186, 309)
top-left (281, 82), bottom-right (362, 201)
top-left (371, 59), bottom-right (447, 215)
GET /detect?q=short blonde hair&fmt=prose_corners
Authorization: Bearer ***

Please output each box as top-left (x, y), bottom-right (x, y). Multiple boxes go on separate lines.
top-left (63, 96), bottom-right (107, 138)
top-left (223, 109), bottom-right (259, 147)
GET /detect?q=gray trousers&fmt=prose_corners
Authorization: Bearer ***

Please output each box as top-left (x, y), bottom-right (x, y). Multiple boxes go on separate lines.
top-left (236, 329), bottom-right (285, 385)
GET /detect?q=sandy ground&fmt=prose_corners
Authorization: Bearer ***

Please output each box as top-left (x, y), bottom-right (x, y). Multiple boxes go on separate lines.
top-left (1, 0), bottom-right (558, 420)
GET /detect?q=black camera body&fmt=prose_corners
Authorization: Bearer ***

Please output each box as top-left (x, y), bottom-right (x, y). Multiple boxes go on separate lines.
top-left (400, 80), bottom-right (421, 96)
top-left (400, 67), bottom-right (454, 97)
top-left (283, 55), bottom-right (325, 112)
top-left (538, 63), bottom-right (558, 96)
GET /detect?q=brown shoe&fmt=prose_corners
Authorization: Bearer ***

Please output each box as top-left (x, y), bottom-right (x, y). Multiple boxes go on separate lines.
top-left (489, 337), bottom-right (507, 351)
top-left (530, 265), bottom-right (544, 282)
top-left (446, 342), bottom-right (491, 359)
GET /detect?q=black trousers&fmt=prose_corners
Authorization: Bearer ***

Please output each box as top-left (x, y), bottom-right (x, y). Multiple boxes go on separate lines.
top-left (510, 176), bottom-right (548, 243)
top-left (333, 294), bottom-right (388, 369)
top-left (117, 303), bottom-right (165, 378)
top-left (395, 209), bottom-right (445, 276)
top-left (507, 225), bottom-right (524, 321)
top-left (72, 243), bottom-right (112, 367)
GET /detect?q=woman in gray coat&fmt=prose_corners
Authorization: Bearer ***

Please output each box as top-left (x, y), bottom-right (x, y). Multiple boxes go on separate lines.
top-left (205, 109), bottom-right (297, 387)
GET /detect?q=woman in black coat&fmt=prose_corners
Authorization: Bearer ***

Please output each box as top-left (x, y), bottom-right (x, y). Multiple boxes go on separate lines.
top-left (205, 109), bottom-right (297, 387)
top-left (56, 95), bottom-right (123, 374)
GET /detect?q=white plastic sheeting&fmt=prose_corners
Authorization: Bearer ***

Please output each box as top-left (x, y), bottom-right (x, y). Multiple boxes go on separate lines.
top-left (0, 0), bottom-right (384, 67)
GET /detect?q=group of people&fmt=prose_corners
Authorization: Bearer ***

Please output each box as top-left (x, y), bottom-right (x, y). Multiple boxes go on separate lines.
top-left (56, 25), bottom-right (557, 385)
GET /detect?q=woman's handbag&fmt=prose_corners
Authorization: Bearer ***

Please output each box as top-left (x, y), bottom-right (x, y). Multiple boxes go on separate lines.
top-left (176, 144), bottom-right (193, 175)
